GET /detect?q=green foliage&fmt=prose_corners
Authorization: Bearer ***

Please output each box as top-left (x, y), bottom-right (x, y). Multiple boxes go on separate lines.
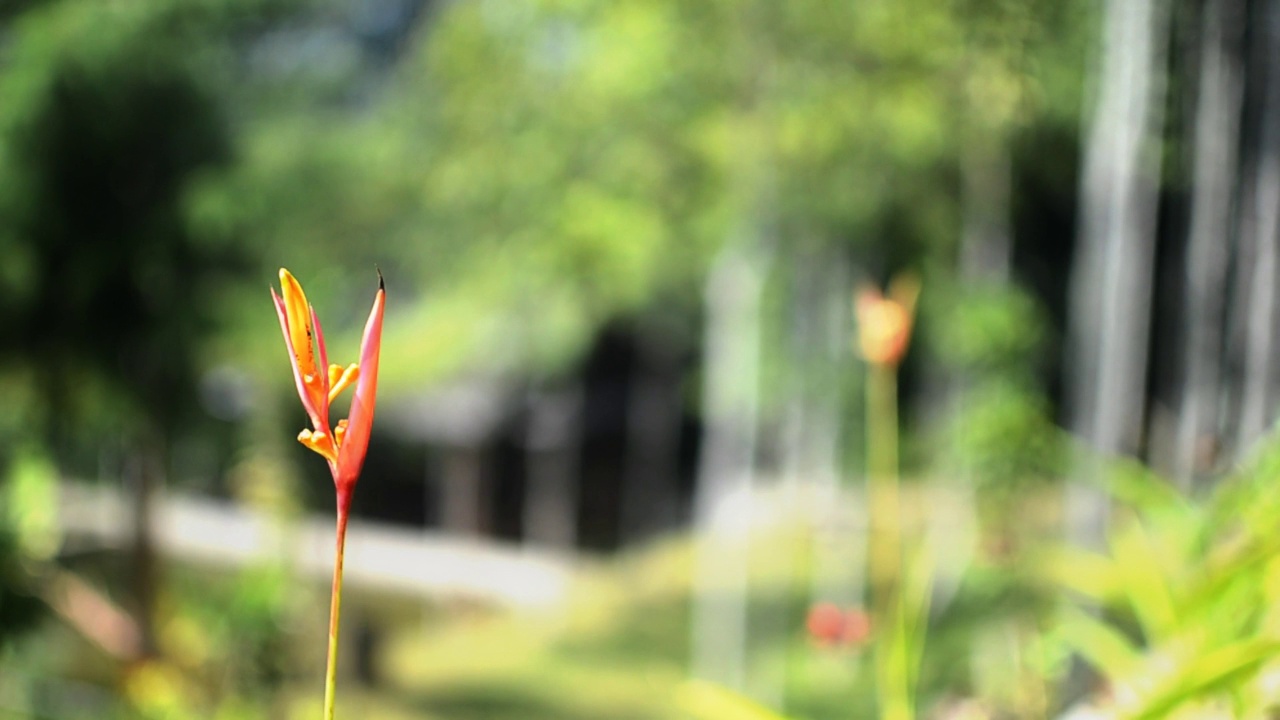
top-left (0, 529), bottom-right (43, 652)
top-left (0, 0), bottom-right (1094, 397)
top-left (3, 449), bottom-right (60, 563)
top-left (1039, 443), bottom-right (1280, 718)
top-left (186, 0), bottom-right (1090, 393)
top-left (0, 450), bottom-right (56, 652)
top-left (932, 283), bottom-right (1066, 496)
top-left (953, 381), bottom-right (1065, 492)
top-left (0, 0), bottom-right (255, 438)
top-left (931, 284), bottom-right (1047, 373)
top-left (183, 564), bottom-right (303, 698)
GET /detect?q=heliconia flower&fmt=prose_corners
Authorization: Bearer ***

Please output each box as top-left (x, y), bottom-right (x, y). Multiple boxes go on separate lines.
top-left (271, 267), bottom-right (385, 509)
top-left (854, 273), bottom-right (920, 368)
top-left (271, 267), bottom-right (384, 720)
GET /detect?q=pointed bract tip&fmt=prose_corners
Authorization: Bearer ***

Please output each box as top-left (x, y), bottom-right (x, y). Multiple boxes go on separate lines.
top-left (376, 266), bottom-right (385, 292)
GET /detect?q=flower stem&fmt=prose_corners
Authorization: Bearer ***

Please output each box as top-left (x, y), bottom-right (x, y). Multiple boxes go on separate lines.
top-left (867, 363), bottom-right (912, 720)
top-left (867, 364), bottom-right (900, 605)
top-left (323, 500), bottom-right (350, 720)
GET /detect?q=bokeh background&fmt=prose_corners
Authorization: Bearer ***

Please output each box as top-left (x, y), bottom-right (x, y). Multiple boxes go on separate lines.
top-left (2, 0), bottom-right (1279, 718)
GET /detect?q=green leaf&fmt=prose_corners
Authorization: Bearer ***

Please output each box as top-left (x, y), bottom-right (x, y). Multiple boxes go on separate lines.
top-left (1121, 639), bottom-right (1280, 720)
top-left (2, 449), bottom-right (60, 562)
top-left (1056, 605), bottom-right (1142, 679)
top-left (1109, 519), bottom-right (1179, 643)
top-left (1039, 547), bottom-right (1120, 601)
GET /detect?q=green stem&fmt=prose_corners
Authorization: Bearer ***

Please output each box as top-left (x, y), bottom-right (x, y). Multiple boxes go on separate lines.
top-left (323, 499), bottom-right (350, 720)
top-left (867, 363), bottom-right (912, 720)
top-left (867, 363), bottom-right (900, 601)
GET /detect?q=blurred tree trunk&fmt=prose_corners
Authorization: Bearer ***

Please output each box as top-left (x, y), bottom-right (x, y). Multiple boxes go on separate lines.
top-left (125, 430), bottom-right (164, 658)
top-left (954, 127), bottom-right (1013, 470)
top-left (690, 2), bottom-right (777, 692)
top-left (960, 134), bottom-right (1013, 285)
top-left (1172, 0), bottom-right (1245, 487)
top-left (1237, 0), bottom-right (1280, 450)
top-left (768, 246), bottom-right (849, 711)
top-left (783, 250), bottom-right (856, 601)
top-left (779, 247), bottom-right (847, 493)
top-left (523, 385), bottom-right (582, 549)
top-left (690, 239), bottom-right (771, 693)
top-left (779, 256), bottom-right (819, 493)
top-left (1064, 0), bottom-right (1170, 545)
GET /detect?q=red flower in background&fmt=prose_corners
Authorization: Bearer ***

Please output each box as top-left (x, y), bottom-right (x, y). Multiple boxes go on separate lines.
top-left (806, 602), bottom-right (871, 648)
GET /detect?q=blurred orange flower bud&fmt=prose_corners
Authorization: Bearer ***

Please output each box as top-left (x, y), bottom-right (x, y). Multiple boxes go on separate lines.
top-left (854, 274), bottom-right (920, 367)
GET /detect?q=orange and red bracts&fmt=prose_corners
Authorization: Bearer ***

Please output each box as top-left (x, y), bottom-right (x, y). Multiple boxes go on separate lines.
top-left (272, 268), bottom-right (385, 511)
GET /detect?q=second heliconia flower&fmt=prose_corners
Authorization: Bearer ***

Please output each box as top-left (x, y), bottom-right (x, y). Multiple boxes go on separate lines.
top-left (854, 273), bottom-right (920, 368)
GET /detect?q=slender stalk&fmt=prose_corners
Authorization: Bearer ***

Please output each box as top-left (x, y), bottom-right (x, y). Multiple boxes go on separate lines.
top-left (323, 501), bottom-right (350, 720)
top-left (867, 363), bottom-right (911, 720)
top-left (867, 364), bottom-right (900, 601)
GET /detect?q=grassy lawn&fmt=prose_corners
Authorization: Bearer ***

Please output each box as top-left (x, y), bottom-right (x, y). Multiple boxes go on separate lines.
top-left (9, 486), bottom-right (1024, 719)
